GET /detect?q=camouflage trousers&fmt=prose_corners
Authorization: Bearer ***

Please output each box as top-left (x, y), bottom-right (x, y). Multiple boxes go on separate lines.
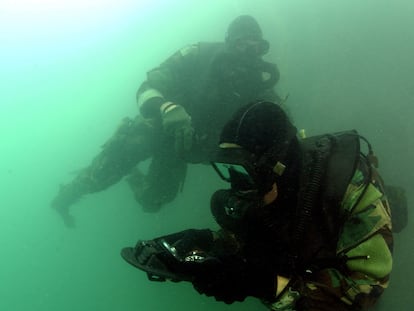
top-left (53, 116), bottom-right (188, 213)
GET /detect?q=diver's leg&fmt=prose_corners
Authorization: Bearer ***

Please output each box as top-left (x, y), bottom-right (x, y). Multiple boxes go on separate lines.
top-left (51, 116), bottom-right (157, 226)
top-left (127, 138), bottom-right (187, 212)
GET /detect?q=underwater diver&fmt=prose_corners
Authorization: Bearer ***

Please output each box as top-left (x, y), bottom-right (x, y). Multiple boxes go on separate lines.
top-left (122, 101), bottom-right (393, 310)
top-left (51, 15), bottom-right (283, 226)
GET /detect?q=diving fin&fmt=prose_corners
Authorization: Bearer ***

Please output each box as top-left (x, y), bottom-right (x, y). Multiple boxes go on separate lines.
top-left (121, 230), bottom-right (224, 283)
top-left (121, 240), bottom-right (193, 282)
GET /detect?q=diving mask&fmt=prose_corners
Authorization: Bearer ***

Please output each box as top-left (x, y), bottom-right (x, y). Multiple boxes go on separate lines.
top-left (211, 147), bottom-right (258, 191)
top-left (211, 146), bottom-right (286, 194)
top-left (232, 38), bottom-right (270, 57)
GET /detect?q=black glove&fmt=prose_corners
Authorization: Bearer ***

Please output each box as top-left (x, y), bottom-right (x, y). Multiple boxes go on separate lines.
top-left (161, 103), bottom-right (194, 154)
top-left (192, 255), bottom-right (277, 304)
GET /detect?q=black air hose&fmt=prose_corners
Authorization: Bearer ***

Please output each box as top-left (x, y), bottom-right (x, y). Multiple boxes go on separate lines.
top-left (289, 144), bottom-right (327, 272)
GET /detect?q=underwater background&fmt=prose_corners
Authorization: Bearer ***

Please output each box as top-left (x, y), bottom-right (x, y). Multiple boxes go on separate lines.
top-left (1, 0), bottom-right (412, 310)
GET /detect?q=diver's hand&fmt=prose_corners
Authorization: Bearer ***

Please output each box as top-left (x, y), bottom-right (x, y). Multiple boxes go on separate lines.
top-left (192, 256), bottom-right (250, 304)
top-left (192, 256), bottom-right (277, 304)
top-left (161, 103), bottom-right (194, 154)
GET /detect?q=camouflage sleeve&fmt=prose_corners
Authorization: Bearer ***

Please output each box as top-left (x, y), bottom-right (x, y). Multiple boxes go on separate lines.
top-left (137, 44), bottom-right (199, 118)
top-left (267, 164), bottom-right (393, 310)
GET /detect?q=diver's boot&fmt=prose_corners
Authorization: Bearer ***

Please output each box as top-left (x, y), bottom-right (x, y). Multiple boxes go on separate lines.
top-left (51, 183), bottom-right (85, 227)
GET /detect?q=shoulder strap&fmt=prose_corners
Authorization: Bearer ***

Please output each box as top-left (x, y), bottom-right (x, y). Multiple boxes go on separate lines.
top-left (321, 130), bottom-right (360, 248)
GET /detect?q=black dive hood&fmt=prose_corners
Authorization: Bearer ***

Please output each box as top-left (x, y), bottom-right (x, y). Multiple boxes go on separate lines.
top-left (212, 101), bottom-right (297, 194)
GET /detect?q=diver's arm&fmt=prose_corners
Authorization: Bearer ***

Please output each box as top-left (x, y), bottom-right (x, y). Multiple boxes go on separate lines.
top-left (136, 44), bottom-right (199, 119)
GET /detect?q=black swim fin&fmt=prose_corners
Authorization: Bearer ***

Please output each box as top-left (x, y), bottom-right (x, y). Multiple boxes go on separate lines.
top-left (121, 240), bottom-right (194, 282)
top-left (121, 229), bottom-right (225, 283)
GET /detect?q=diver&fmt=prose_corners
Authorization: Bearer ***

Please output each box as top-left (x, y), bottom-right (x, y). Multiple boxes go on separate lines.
top-left (51, 15), bottom-right (283, 226)
top-left (122, 101), bottom-right (393, 310)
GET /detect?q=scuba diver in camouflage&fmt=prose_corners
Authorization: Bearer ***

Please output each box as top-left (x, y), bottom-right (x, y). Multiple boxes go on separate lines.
top-left (51, 15), bottom-right (282, 226)
top-left (122, 101), bottom-right (393, 310)
top-left (200, 102), bottom-right (393, 309)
